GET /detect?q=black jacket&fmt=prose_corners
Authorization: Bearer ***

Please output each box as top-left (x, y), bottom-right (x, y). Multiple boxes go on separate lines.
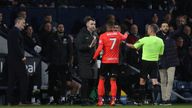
top-left (23, 33), bottom-right (41, 56)
top-left (47, 32), bottom-right (73, 65)
top-left (76, 27), bottom-right (98, 79)
top-left (7, 27), bottom-right (24, 62)
top-left (157, 31), bottom-right (179, 68)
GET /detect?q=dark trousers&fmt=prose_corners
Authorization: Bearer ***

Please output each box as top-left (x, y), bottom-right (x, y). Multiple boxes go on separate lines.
top-left (80, 78), bottom-right (96, 102)
top-left (48, 64), bottom-right (67, 99)
top-left (7, 61), bottom-right (28, 104)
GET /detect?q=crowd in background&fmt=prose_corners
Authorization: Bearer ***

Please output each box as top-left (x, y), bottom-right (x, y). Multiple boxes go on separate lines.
top-left (0, 0), bottom-right (192, 105)
top-left (1, 0), bottom-right (192, 15)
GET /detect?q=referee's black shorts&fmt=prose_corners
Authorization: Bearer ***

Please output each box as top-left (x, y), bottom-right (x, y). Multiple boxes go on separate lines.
top-left (99, 63), bottom-right (119, 78)
top-left (140, 60), bottom-right (159, 80)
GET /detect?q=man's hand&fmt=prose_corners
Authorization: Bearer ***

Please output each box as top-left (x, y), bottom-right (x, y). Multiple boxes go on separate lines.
top-left (121, 41), bottom-right (127, 45)
top-left (22, 57), bottom-right (26, 63)
top-left (90, 59), bottom-right (96, 65)
top-left (34, 45), bottom-right (42, 53)
top-left (126, 43), bottom-right (135, 48)
top-left (124, 31), bottom-right (129, 35)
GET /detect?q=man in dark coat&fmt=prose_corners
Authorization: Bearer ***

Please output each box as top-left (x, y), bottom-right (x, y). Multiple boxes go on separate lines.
top-left (76, 16), bottom-right (98, 105)
top-left (7, 17), bottom-right (28, 105)
top-left (46, 23), bottom-right (73, 104)
top-left (157, 22), bottom-right (179, 105)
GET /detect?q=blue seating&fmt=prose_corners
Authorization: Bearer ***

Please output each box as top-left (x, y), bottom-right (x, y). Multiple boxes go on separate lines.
top-left (176, 81), bottom-right (191, 92)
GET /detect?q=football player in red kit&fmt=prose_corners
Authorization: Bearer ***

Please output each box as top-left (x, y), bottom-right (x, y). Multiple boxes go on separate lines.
top-left (91, 22), bottom-right (128, 106)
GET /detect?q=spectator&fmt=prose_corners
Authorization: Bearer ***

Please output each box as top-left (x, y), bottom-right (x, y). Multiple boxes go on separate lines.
top-left (16, 9), bottom-right (31, 26)
top-left (76, 16), bottom-right (98, 106)
top-left (163, 13), bottom-right (173, 26)
top-left (38, 22), bottom-right (53, 61)
top-left (0, 12), bottom-right (9, 36)
top-left (146, 13), bottom-right (159, 29)
top-left (181, 25), bottom-right (192, 49)
top-left (39, 14), bottom-right (57, 32)
top-left (182, 47), bottom-right (192, 81)
top-left (23, 25), bottom-right (41, 56)
top-left (7, 17), bottom-right (28, 105)
top-left (97, 14), bottom-right (116, 35)
top-left (121, 16), bottom-right (134, 33)
top-left (125, 24), bottom-right (141, 68)
top-left (104, 0), bottom-right (115, 9)
top-left (127, 24), bottom-right (140, 43)
top-left (160, 0), bottom-right (176, 12)
top-left (175, 15), bottom-right (187, 30)
top-left (175, 36), bottom-right (187, 80)
top-left (157, 22), bottom-right (179, 105)
top-left (17, 9), bottom-right (27, 20)
top-left (147, 0), bottom-right (162, 10)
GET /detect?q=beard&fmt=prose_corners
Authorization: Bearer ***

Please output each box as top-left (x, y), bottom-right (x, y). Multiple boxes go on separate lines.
top-left (57, 32), bottom-right (64, 36)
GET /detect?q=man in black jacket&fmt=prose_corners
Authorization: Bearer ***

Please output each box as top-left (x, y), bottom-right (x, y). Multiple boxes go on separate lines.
top-left (76, 16), bottom-right (98, 105)
top-left (47, 23), bottom-right (73, 104)
top-left (157, 22), bottom-right (179, 105)
top-left (7, 17), bottom-right (28, 105)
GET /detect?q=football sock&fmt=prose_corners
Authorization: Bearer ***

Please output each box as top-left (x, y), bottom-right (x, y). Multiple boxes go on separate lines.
top-left (110, 80), bottom-right (117, 97)
top-left (98, 79), bottom-right (105, 97)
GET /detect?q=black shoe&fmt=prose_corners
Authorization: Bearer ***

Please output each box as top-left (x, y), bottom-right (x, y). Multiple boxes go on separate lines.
top-left (48, 100), bottom-right (56, 105)
top-left (135, 100), bottom-right (143, 106)
top-left (19, 101), bottom-right (31, 105)
top-left (160, 100), bottom-right (172, 106)
top-left (137, 102), bottom-right (143, 106)
top-left (152, 102), bottom-right (158, 106)
top-left (81, 101), bottom-right (94, 106)
top-left (8, 102), bottom-right (18, 106)
top-left (81, 102), bottom-right (91, 106)
top-left (159, 101), bottom-right (166, 105)
top-left (165, 100), bottom-right (172, 105)
top-left (59, 100), bottom-right (66, 105)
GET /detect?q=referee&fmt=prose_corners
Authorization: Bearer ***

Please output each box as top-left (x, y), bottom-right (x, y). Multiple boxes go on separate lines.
top-left (126, 24), bottom-right (164, 105)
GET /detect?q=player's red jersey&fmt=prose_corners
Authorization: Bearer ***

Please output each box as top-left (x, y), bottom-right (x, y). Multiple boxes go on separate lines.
top-left (93, 31), bottom-right (128, 63)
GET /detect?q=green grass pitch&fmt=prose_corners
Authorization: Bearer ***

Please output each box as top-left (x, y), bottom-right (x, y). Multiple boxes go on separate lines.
top-left (0, 104), bottom-right (192, 108)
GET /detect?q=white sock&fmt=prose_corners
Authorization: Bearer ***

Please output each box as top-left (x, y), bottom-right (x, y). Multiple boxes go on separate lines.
top-left (50, 96), bottom-right (54, 102)
top-left (61, 97), bottom-right (65, 101)
top-left (31, 97), bottom-right (36, 103)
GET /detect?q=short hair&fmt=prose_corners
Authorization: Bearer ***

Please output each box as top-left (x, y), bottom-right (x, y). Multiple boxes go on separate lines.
top-left (106, 20), bottom-right (115, 27)
top-left (83, 16), bottom-right (95, 24)
top-left (149, 24), bottom-right (159, 33)
top-left (14, 17), bottom-right (25, 24)
top-left (176, 36), bottom-right (183, 41)
top-left (160, 22), bottom-right (169, 27)
top-left (24, 25), bottom-right (32, 30)
top-left (57, 23), bottom-right (64, 27)
top-left (106, 14), bottom-right (115, 21)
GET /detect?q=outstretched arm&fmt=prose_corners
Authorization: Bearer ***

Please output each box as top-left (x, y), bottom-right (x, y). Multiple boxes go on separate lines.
top-left (93, 36), bottom-right (103, 60)
top-left (119, 32), bottom-right (129, 40)
top-left (126, 43), bottom-right (136, 49)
